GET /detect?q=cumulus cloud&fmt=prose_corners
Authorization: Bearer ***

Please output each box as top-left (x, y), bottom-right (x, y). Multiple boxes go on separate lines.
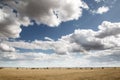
top-left (0, 0), bottom-right (120, 65)
top-left (0, 0), bottom-right (88, 39)
top-left (0, 7), bottom-right (31, 39)
top-left (92, 6), bottom-right (109, 14)
top-left (0, 51), bottom-right (71, 62)
top-left (62, 21), bottom-right (120, 52)
top-left (0, 43), bottom-right (15, 52)
top-left (86, 48), bottom-right (120, 63)
top-left (5, 21), bottom-right (120, 53)
top-left (0, 20), bottom-right (120, 67)
top-left (96, 21), bottom-right (120, 38)
top-left (0, 0), bottom-right (89, 62)
top-left (3, 21), bottom-right (120, 63)
top-left (13, 0), bottom-right (88, 25)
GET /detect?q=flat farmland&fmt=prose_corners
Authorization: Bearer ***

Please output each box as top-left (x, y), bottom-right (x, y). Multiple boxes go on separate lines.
top-left (0, 67), bottom-right (120, 80)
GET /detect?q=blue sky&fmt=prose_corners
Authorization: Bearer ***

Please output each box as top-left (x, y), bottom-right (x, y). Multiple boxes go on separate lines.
top-left (19, 0), bottom-right (120, 41)
top-left (0, 0), bottom-right (120, 67)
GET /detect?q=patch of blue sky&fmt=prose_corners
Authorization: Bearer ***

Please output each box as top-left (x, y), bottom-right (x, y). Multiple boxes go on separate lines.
top-left (17, 48), bottom-right (54, 54)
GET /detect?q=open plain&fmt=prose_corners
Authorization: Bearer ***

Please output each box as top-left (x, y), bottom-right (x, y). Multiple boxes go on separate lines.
top-left (0, 67), bottom-right (120, 80)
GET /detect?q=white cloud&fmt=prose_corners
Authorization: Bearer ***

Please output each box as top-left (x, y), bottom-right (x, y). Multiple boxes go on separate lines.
top-left (96, 21), bottom-right (120, 38)
top-left (0, 51), bottom-right (72, 62)
top-left (97, 6), bottom-right (109, 14)
top-left (0, 0), bottom-right (88, 39)
top-left (0, 7), bottom-right (31, 39)
top-left (94, 0), bottom-right (105, 3)
top-left (44, 37), bottom-right (54, 41)
top-left (0, 0), bottom-right (89, 58)
top-left (92, 6), bottom-right (109, 14)
top-left (0, 0), bottom-right (120, 66)
top-left (0, 21), bottom-right (120, 67)
top-left (0, 43), bottom-right (15, 52)
top-left (23, 0), bottom-right (88, 23)
top-left (95, 0), bottom-right (117, 4)
top-left (86, 48), bottom-right (120, 63)
top-left (4, 21), bottom-right (120, 57)
top-left (0, 0), bottom-right (88, 27)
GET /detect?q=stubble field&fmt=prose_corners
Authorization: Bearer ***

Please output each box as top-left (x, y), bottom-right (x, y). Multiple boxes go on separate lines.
top-left (0, 67), bottom-right (120, 80)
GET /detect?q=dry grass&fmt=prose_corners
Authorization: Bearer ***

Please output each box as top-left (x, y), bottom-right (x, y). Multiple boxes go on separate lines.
top-left (0, 67), bottom-right (120, 80)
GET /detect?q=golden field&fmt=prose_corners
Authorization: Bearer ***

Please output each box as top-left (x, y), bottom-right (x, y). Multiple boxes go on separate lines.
top-left (0, 67), bottom-right (120, 80)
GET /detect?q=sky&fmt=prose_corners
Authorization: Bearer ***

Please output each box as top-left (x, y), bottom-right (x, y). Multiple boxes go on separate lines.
top-left (0, 0), bottom-right (120, 67)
